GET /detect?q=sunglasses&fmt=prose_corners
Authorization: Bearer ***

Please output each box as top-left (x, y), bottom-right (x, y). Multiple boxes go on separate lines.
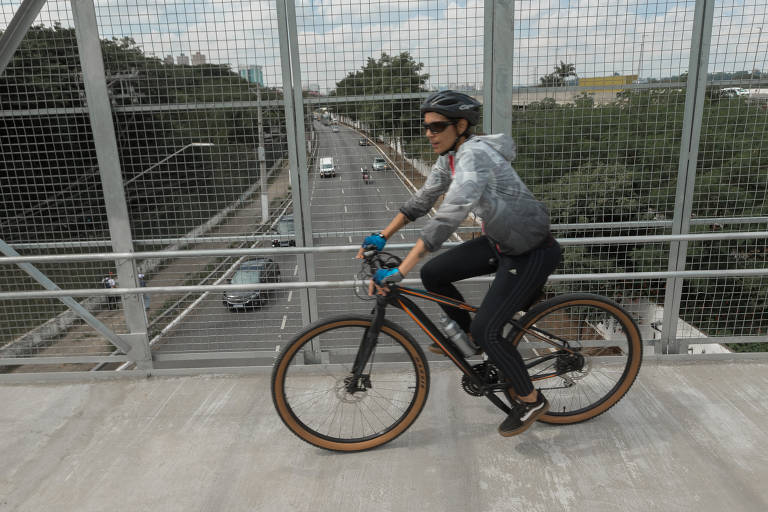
top-left (422, 121), bottom-right (456, 134)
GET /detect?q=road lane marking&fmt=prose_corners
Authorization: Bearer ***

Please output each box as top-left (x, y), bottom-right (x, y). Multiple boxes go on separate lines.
top-left (400, 233), bottom-right (405, 240)
top-left (281, 315), bottom-right (287, 330)
top-left (376, 188), bottom-right (381, 193)
top-left (287, 290), bottom-right (293, 302)
top-left (344, 205), bottom-right (348, 213)
top-left (293, 264), bottom-right (298, 276)
top-left (341, 188), bottom-right (345, 194)
top-left (348, 236), bottom-right (353, 243)
top-left (385, 203), bottom-right (390, 211)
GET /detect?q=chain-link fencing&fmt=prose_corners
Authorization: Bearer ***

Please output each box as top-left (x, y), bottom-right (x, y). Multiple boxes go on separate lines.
top-left (0, 0), bottom-right (766, 377)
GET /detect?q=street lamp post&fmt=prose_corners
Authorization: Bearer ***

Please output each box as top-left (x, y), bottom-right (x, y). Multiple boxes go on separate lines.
top-left (124, 142), bottom-right (214, 187)
top-left (256, 83), bottom-right (269, 224)
top-left (752, 27), bottom-right (763, 83)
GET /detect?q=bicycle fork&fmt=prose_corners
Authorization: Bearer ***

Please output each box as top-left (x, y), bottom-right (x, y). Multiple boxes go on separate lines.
top-left (346, 295), bottom-right (388, 393)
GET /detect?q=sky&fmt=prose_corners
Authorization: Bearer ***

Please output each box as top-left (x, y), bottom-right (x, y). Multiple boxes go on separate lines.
top-left (1, 0), bottom-right (766, 92)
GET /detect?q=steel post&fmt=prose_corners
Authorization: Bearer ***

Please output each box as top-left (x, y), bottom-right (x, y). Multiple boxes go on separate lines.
top-left (277, 0), bottom-right (318, 333)
top-left (483, 0), bottom-right (515, 135)
top-left (0, 0), bottom-right (48, 77)
top-left (661, 0), bottom-right (715, 354)
top-left (71, 0), bottom-right (151, 368)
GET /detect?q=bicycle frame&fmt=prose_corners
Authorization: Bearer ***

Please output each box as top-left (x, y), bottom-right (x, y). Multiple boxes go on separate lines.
top-left (349, 284), bottom-right (514, 414)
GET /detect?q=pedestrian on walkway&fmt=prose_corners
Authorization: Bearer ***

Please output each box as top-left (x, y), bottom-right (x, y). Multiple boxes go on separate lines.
top-left (101, 272), bottom-right (118, 310)
top-left (138, 273), bottom-right (149, 310)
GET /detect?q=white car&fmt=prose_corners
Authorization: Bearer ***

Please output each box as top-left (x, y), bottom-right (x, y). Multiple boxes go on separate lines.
top-left (332, 125), bottom-right (340, 133)
top-left (319, 157), bottom-right (336, 178)
top-left (720, 87), bottom-right (749, 98)
top-left (372, 157), bottom-right (387, 171)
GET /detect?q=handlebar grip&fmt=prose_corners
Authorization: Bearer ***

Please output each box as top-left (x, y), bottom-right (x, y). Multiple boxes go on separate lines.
top-left (363, 249), bottom-right (381, 267)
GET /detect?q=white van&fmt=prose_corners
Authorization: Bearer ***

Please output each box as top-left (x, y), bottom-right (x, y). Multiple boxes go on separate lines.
top-left (319, 157), bottom-right (336, 178)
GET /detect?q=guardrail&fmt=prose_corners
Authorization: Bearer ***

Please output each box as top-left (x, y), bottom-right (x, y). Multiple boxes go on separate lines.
top-left (2, 232), bottom-right (767, 360)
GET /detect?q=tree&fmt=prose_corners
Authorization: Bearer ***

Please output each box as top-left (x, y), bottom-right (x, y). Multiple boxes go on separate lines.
top-left (539, 61), bottom-right (577, 87)
top-left (329, 52), bottom-right (429, 156)
top-left (0, 23), bottom-right (287, 243)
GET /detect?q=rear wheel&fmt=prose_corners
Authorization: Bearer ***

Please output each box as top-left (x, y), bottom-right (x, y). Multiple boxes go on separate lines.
top-left (510, 293), bottom-right (643, 424)
top-left (272, 315), bottom-right (430, 452)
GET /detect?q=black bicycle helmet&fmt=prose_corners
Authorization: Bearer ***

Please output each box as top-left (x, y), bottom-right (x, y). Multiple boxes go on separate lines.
top-left (420, 90), bottom-right (482, 126)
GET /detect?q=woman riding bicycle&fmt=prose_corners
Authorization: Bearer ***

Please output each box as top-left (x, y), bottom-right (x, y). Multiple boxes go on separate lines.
top-left (358, 90), bottom-right (562, 436)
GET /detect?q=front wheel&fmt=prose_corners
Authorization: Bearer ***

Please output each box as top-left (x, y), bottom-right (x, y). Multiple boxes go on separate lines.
top-left (271, 315), bottom-right (430, 452)
top-left (511, 293), bottom-right (643, 424)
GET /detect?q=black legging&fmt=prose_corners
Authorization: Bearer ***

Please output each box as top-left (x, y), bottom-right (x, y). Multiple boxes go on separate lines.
top-left (420, 236), bottom-right (562, 396)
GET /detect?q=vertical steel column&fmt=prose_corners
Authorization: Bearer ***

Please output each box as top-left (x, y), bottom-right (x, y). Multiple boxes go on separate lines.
top-left (276, 0), bottom-right (318, 332)
top-left (483, 0), bottom-right (515, 135)
top-left (0, 0), bottom-right (47, 77)
top-left (71, 0), bottom-right (151, 368)
top-left (660, 0), bottom-right (715, 354)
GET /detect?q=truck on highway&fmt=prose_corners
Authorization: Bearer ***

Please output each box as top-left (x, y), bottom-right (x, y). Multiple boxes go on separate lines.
top-left (319, 157), bottom-right (336, 178)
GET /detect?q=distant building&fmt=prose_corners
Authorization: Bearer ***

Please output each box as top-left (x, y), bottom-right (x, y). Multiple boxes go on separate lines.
top-left (163, 55), bottom-right (174, 65)
top-left (578, 75), bottom-right (638, 92)
top-left (436, 83), bottom-right (482, 94)
top-left (303, 83), bottom-right (321, 97)
top-left (191, 52), bottom-right (206, 66)
top-left (239, 65), bottom-right (264, 86)
top-left (177, 53), bottom-right (190, 66)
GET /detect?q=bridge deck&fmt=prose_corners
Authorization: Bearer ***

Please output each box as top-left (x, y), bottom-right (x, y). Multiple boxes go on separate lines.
top-left (1, 359), bottom-right (766, 511)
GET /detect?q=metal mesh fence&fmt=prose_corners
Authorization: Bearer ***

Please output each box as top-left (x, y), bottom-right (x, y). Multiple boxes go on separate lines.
top-left (679, 0), bottom-right (768, 349)
top-left (1, 0), bottom-right (767, 374)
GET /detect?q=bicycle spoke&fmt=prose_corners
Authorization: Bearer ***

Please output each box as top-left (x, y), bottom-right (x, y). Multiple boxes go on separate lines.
top-left (512, 295), bottom-right (642, 423)
top-left (272, 319), bottom-right (428, 449)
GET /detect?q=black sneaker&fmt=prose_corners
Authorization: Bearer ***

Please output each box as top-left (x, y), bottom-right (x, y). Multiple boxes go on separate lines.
top-left (498, 391), bottom-right (549, 437)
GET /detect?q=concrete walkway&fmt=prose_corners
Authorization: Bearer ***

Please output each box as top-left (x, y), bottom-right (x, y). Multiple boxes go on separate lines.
top-left (1, 359), bottom-right (767, 512)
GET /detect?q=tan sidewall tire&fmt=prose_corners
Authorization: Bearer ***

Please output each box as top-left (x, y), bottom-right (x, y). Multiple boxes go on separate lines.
top-left (272, 317), bottom-right (430, 451)
top-left (511, 295), bottom-right (643, 425)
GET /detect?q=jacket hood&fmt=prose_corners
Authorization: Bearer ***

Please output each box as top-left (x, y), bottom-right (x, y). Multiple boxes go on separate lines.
top-left (467, 133), bottom-right (517, 162)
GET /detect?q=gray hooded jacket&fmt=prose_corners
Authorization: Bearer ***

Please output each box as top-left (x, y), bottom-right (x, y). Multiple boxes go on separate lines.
top-left (400, 134), bottom-right (550, 255)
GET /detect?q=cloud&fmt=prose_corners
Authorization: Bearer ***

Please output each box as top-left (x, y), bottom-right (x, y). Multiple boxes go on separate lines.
top-left (2, 0), bottom-right (765, 92)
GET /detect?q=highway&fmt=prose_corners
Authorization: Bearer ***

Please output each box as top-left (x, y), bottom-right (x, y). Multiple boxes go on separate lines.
top-left (151, 121), bottom-right (489, 368)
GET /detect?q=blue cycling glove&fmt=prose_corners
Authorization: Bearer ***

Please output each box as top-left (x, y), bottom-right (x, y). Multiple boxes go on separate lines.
top-left (373, 268), bottom-right (403, 285)
top-left (362, 232), bottom-right (387, 251)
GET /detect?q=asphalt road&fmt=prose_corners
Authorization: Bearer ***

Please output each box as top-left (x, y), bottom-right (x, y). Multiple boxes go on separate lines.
top-left (152, 122), bottom-right (490, 368)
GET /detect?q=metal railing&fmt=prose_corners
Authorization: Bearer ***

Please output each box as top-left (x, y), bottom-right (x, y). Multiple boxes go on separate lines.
top-left (1, 0), bottom-right (767, 377)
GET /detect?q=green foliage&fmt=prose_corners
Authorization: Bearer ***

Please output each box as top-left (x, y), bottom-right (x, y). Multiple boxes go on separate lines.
top-left (546, 163), bottom-right (642, 224)
top-left (0, 24), bottom-right (287, 243)
top-left (332, 52), bottom-right (428, 97)
top-left (574, 92), bottom-right (595, 108)
top-left (539, 61), bottom-right (577, 87)
top-left (329, 52), bottom-right (429, 160)
top-left (508, 88), bottom-right (767, 341)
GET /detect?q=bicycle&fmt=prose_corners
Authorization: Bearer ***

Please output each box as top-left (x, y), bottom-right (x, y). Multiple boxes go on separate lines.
top-left (271, 250), bottom-right (643, 452)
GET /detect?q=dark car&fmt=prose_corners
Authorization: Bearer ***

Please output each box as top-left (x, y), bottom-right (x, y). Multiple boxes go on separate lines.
top-left (271, 214), bottom-right (296, 247)
top-left (358, 138), bottom-right (370, 146)
top-left (222, 258), bottom-right (281, 311)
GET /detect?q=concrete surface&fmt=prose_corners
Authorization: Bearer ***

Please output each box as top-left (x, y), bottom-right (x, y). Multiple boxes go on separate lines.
top-left (1, 360), bottom-right (767, 512)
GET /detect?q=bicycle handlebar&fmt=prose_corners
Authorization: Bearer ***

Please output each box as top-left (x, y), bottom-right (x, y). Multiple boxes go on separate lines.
top-left (360, 248), bottom-right (402, 278)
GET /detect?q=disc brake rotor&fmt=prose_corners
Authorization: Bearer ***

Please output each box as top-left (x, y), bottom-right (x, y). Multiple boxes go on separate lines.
top-left (336, 376), bottom-right (369, 403)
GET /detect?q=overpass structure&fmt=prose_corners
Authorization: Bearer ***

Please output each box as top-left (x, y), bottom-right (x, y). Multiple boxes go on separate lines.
top-left (1, 0), bottom-right (767, 508)
top-left (1, 361), bottom-right (767, 511)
